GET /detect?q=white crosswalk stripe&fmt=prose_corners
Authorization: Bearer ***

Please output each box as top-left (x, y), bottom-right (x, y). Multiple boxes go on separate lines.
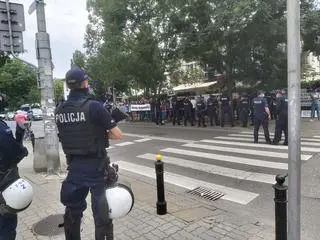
top-left (214, 136), bottom-right (320, 146)
top-left (200, 139), bottom-right (320, 152)
top-left (116, 161), bottom-right (259, 205)
top-left (161, 147), bottom-right (288, 169)
top-left (182, 143), bottom-right (312, 160)
top-left (115, 131), bottom-right (317, 206)
top-left (137, 153), bottom-right (276, 184)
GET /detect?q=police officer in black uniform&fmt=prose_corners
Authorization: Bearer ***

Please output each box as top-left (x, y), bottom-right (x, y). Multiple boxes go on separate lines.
top-left (272, 90), bottom-right (288, 145)
top-left (196, 96), bottom-right (207, 127)
top-left (171, 96), bottom-right (181, 126)
top-left (55, 68), bottom-right (123, 240)
top-left (220, 93), bottom-right (234, 127)
top-left (183, 97), bottom-right (194, 126)
top-left (239, 94), bottom-right (250, 127)
top-left (207, 95), bottom-right (219, 126)
top-left (253, 91), bottom-right (271, 144)
top-left (0, 119), bottom-right (28, 239)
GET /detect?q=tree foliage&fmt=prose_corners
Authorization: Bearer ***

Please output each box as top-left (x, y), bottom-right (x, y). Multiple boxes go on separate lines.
top-left (83, 0), bottom-right (320, 96)
top-left (53, 79), bottom-right (64, 103)
top-left (0, 59), bottom-right (39, 108)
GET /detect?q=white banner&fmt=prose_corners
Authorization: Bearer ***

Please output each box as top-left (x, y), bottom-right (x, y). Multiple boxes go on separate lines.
top-left (301, 110), bottom-right (318, 118)
top-left (130, 104), bottom-right (151, 112)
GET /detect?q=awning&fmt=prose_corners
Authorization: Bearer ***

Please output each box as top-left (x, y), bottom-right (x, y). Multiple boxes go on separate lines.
top-left (172, 81), bottom-right (217, 92)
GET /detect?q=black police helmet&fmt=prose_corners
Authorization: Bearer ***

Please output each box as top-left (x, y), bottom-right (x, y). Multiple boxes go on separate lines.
top-left (65, 67), bottom-right (88, 84)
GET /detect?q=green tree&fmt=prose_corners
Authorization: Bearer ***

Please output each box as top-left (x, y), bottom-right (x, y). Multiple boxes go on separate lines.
top-left (0, 59), bottom-right (38, 108)
top-left (71, 50), bottom-right (87, 69)
top-left (53, 79), bottom-right (64, 103)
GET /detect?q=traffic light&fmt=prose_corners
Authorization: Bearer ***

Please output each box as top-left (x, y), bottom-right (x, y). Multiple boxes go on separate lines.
top-left (0, 1), bottom-right (25, 53)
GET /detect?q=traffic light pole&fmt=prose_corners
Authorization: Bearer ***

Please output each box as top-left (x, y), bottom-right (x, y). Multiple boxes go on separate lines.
top-left (34, 0), bottom-right (60, 174)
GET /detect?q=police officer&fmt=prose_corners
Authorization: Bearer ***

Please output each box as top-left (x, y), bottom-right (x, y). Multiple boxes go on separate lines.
top-left (220, 93), bottom-right (234, 127)
top-left (239, 94), bottom-right (249, 127)
top-left (55, 68), bottom-right (123, 240)
top-left (253, 91), bottom-right (271, 144)
top-left (196, 96), bottom-right (207, 127)
top-left (248, 92), bottom-right (257, 126)
top-left (171, 96), bottom-right (181, 125)
top-left (0, 119), bottom-right (28, 239)
top-left (207, 95), bottom-right (219, 126)
top-left (272, 90), bottom-right (288, 145)
top-left (183, 97), bottom-right (194, 126)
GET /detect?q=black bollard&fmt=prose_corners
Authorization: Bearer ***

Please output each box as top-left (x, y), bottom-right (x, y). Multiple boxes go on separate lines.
top-left (273, 173), bottom-right (288, 240)
top-left (155, 154), bottom-right (167, 215)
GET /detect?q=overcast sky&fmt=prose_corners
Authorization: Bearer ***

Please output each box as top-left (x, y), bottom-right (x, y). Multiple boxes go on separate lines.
top-left (12, 0), bottom-right (88, 78)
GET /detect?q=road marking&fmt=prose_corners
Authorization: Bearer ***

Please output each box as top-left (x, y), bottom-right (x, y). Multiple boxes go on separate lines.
top-left (200, 139), bottom-right (320, 153)
top-left (229, 133), bottom-right (275, 138)
top-left (313, 136), bottom-right (320, 138)
top-left (230, 133), bottom-right (320, 142)
top-left (106, 146), bottom-right (115, 149)
top-left (137, 153), bottom-right (276, 184)
top-left (114, 142), bottom-right (134, 147)
top-left (116, 161), bottom-right (259, 205)
top-left (214, 136), bottom-right (320, 147)
top-left (134, 138), bottom-right (152, 143)
top-left (183, 143), bottom-right (312, 160)
top-left (161, 148), bottom-right (288, 169)
top-left (124, 133), bottom-right (191, 143)
top-left (240, 131), bottom-right (274, 135)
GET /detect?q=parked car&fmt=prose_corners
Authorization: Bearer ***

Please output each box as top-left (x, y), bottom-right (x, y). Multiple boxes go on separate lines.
top-left (31, 108), bottom-right (43, 121)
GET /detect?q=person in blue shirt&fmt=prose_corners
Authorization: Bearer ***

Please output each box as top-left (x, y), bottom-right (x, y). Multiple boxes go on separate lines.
top-left (0, 119), bottom-right (28, 239)
top-left (253, 91), bottom-right (271, 144)
top-left (55, 67), bottom-right (123, 240)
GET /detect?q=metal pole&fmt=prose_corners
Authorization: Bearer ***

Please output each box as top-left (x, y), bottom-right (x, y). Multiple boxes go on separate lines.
top-left (155, 154), bottom-right (167, 215)
top-left (287, 0), bottom-right (301, 239)
top-left (5, 0), bottom-right (14, 54)
top-left (35, 0), bottom-right (60, 174)
top-left (273, 174), bottom-right (288, 240)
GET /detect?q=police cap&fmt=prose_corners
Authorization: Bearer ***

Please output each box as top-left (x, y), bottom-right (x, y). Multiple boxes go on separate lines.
top-left (65, 68), bottom-right (88, 84)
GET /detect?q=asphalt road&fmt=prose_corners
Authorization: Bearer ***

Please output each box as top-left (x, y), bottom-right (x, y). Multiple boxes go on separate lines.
top-left (5, 119), bottom-right (320, 239)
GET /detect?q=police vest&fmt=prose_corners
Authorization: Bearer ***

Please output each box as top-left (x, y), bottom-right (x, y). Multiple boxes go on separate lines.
top-left (197, 102), bottom-right (204, 110)
top-left (55, 98), bottom-right (107, 156)
top-left (253, 97), bottom-right (266, 118)
top-left (207, 99), bottom-right (216, 110)
top-left (220, 97), bottom-right (229, 108)
top-left (240, 98), bottom-right (249, 110)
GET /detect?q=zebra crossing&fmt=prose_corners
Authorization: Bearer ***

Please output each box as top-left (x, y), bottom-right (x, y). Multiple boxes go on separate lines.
top-left (115, 131), bottom-right (319, 206)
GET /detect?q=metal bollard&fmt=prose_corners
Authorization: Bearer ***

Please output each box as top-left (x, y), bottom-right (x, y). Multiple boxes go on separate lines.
top-left (155, 154), bottom-right (167, 215)
top-left (273, 173), bottom-right (288, 240)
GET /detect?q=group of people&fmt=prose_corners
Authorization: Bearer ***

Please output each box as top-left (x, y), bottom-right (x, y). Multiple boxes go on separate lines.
top-left (0, 67), bottom-right (132, 240)
top-left (167, 90), bottom-right (288, 145)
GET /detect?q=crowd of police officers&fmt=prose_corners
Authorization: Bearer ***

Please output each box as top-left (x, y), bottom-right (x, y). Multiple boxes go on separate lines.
top-left (170, 90), bottom-right (288, 145)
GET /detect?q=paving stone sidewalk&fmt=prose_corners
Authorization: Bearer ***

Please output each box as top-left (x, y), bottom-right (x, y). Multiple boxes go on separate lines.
top-left (15, 144), bottom-right (277, 240)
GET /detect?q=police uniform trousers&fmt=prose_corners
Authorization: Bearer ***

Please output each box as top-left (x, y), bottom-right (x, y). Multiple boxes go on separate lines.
top-left (61, 157), bottom-right (111, 240)
top-left (197, 110), bottom-right (206, 127)
top-left (184, 110), bottom-right (194, 126)
top-left (239, 109), bottom-right (249, 127)
top-left (172, 109), bottom-right (181, 125)
top-left (273, 117), bottom-right (288, 145)
top-left (253, 117), bottom-right (271, 143)
top-left (207, 109), bottom-right (219, 126)
top-left (220, 107), bottom-right (234, 127)
top-left (0, 213), bottom-right (17, 239)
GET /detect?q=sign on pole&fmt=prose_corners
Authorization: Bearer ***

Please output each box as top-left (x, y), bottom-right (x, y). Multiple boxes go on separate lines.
top-left (0, 1), bottom-right (25, 53)
top-left (0, 1), bottom-right (25, 31)
top-left (0, 30), bottom-right (23, 52)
